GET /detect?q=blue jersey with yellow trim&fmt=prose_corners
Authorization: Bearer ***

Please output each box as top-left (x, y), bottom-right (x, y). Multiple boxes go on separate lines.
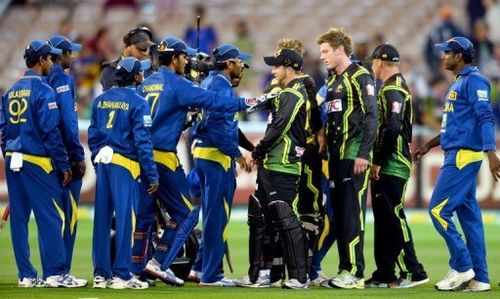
top-left (88, 86), bottom-right (157, 183)
top-left (138, 66), bottom-right (248, 152)
top-left (193, 70), bottom-right (241, 159)
top-left (46, 63), bottom-right (85, 163)
top-left (0, 70), bottom-right (70, 171)
top-left (440, 66), bottom-right (496, 152)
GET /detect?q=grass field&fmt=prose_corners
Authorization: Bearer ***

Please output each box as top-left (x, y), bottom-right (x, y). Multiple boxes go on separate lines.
top-left (0, 211), bottom-right (499, 298)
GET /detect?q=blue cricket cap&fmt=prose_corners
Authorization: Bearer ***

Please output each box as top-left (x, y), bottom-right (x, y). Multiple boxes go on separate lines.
top-left (435, 36), bottom-right (474, 58)
top-left (24, 39), bottom-right (62, 61)
top-left (116, 57), bottom-right (151, 76)
top-left (157, 36), bottom-right (197, 56)
top-left (213, 44), bottom-right (252, 62)
top-left (48, 35), bottom-right (82, 52)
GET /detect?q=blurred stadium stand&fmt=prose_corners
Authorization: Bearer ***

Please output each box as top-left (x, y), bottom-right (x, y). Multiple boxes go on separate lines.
top-left (0, 0), bottom-right (467, 90)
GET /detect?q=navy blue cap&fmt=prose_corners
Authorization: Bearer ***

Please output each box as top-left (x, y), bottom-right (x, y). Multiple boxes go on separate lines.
top-left (213, 44), bottom-right (251, 62)
top-left (157, 36), bottom-right (196, 56)
top-left (264, 48), bottom-right (303, 70)
top-left (24, 39), bottom-right (62, 61)
top-left (116, 57), bottom-right (151, 76)
top-left (435, 36), bottom-right (474, 58)
top-left (48, 35), bottom-right (82, 52)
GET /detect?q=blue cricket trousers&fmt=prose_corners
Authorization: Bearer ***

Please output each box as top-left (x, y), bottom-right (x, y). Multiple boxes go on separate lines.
top-left (194, 157), bottom-right (236, 283)
top-left (6, 158), bottom-right (66, 279)
top-left (429, 149), bottom-right (489, 283)
top-left (92, 163), bottom-right (137, 280)
top-left (62, 178), bottom-right (82, 272)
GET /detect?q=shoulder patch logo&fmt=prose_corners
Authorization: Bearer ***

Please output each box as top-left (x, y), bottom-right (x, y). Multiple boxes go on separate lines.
top-left (295, 146), bottom-right (305, 157)
top-left (143, 115), bottom-right (152, 127)
top-left (366, 84), bottom-right (375, 96)
top-left (448, 90), bottom-right (457, 100)
top-left (56, 85), bottom-right (70, 93)
top-left (392, 101), bottom-right (402, 113)
top-left (476, 90), bottom-right (489, 101)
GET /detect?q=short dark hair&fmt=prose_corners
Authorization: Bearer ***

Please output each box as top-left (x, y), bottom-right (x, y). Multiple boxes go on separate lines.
top-left (26, 54), bottom-right (49, 68)
top-left (116, 74), bottom-right (136, 87)
top-left (463, 53), bottom-right (473, 64)
top-left (214, 61), bottom-right (228, 70)
top-left (158, 51), bottom-right (182, 66)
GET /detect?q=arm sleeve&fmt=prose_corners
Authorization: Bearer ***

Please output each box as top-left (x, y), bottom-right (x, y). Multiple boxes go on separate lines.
top-left (132, 99), bottom-right (159, 184)
top-left (373, 89), bottom-right (406, 165)
top-left (205, 79), bottom-right (243, 159)
top-left (356, 73), bottom-right (378, 160)
top-left (467, 77), bottom-right (496, 151)
top-left (303, 76), bottom-right (322, 134)
top-left (238, 128), bottom-right (255, 152)
top-left (174, 77), bottom-right (248, 112)
top-left (53, 75), bottom-right (85, 162)
top-left (87, 98), bottom-right (99, 160)
top-left (38, 87), bottom-right (70, 171)
top-left (0, 94), bottom-right (7, 155)
top-left (253, 92), bottom-right (304, 159)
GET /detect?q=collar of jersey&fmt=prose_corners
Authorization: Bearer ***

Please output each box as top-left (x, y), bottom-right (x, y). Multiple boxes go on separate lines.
top-left (458, 65), bottom-right (477, 76)
top-left (23, 69), bottom-right (42, 79)
top-left (210, 70), bottom-right (231, 87)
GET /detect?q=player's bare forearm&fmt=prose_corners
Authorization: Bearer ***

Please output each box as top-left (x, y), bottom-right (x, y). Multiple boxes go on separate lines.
top-left (412, 134), bottom-right (440, 163)
top-left (486, 150), bottom-right (500, 182)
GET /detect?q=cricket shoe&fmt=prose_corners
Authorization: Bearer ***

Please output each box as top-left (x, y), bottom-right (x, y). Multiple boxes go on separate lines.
top-left (390, 276), bottom-right (429, 288)
top-left (44, 274), bottom-right (86, 288)
top-left (107, 275), bottom-right (148, 289)
top-left (435, 269), bottom-right (474, 291)
top-left (199, 277), bottom-right (235, 287)
top-left (365, 277), bottom-right (390, 288)
top-left (309, 271), bottom-right (329, 287)
top-left (18, 277), bottom-right (44, 288)
top-left (462, 279), bottom-right (491, 292)
top-left (93, 276), bottom-right (107, 289)
top-left (283, 278), bottom-right (309, 289)
top-left (132, 273), bottom-right (156, 287)
top-left (270, 279), bottom-right (284, 288)
top-left (144, 259), bottom-right (184, 286)
top-left (186, 270), bottom-right (201, 283)
top-left (319, 278), bottom-right (333, 288)
top-left (234, 274), bottom-right (271, 288)
top-left (329, 270), bottom-right (364, 289)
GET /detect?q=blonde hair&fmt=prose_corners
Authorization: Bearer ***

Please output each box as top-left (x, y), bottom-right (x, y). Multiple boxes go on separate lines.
top-left (316, 28), bottom-right (353, 56)
top-left (275, 39), bottom-right (305, 56)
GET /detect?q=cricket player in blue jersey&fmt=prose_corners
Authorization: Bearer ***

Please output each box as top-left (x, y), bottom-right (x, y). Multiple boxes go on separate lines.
top-left (46, 35), bottom-right (86, 277)
top-left (413, 37), bottom-right (500, 292)
top-left (0, 40), bottom-right (84, 288)
top-left (89, 57), bottom-right (159, 289)
top-left (133, 36), bottom-right (264, 286)
top-left (191, 44), bottom-right (252, 286)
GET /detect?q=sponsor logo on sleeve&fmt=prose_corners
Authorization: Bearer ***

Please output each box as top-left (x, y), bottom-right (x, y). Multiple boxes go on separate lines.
top-left (56, 85), bottom-right (70, 93)
top-left (366, 84), bottom-right (375, 96)
top-left (295, 146), bottom-right (305, 157)
top-left (392, 101), bottom-right (402, 113)
top-left (448, 90), bottom-right (457, 100)
top-left (143, 115), bottom-right (152, 127)
top-left (48, 102), bottom-right (58, 109)
top-left (477, 90), bottom-right (489, 101)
